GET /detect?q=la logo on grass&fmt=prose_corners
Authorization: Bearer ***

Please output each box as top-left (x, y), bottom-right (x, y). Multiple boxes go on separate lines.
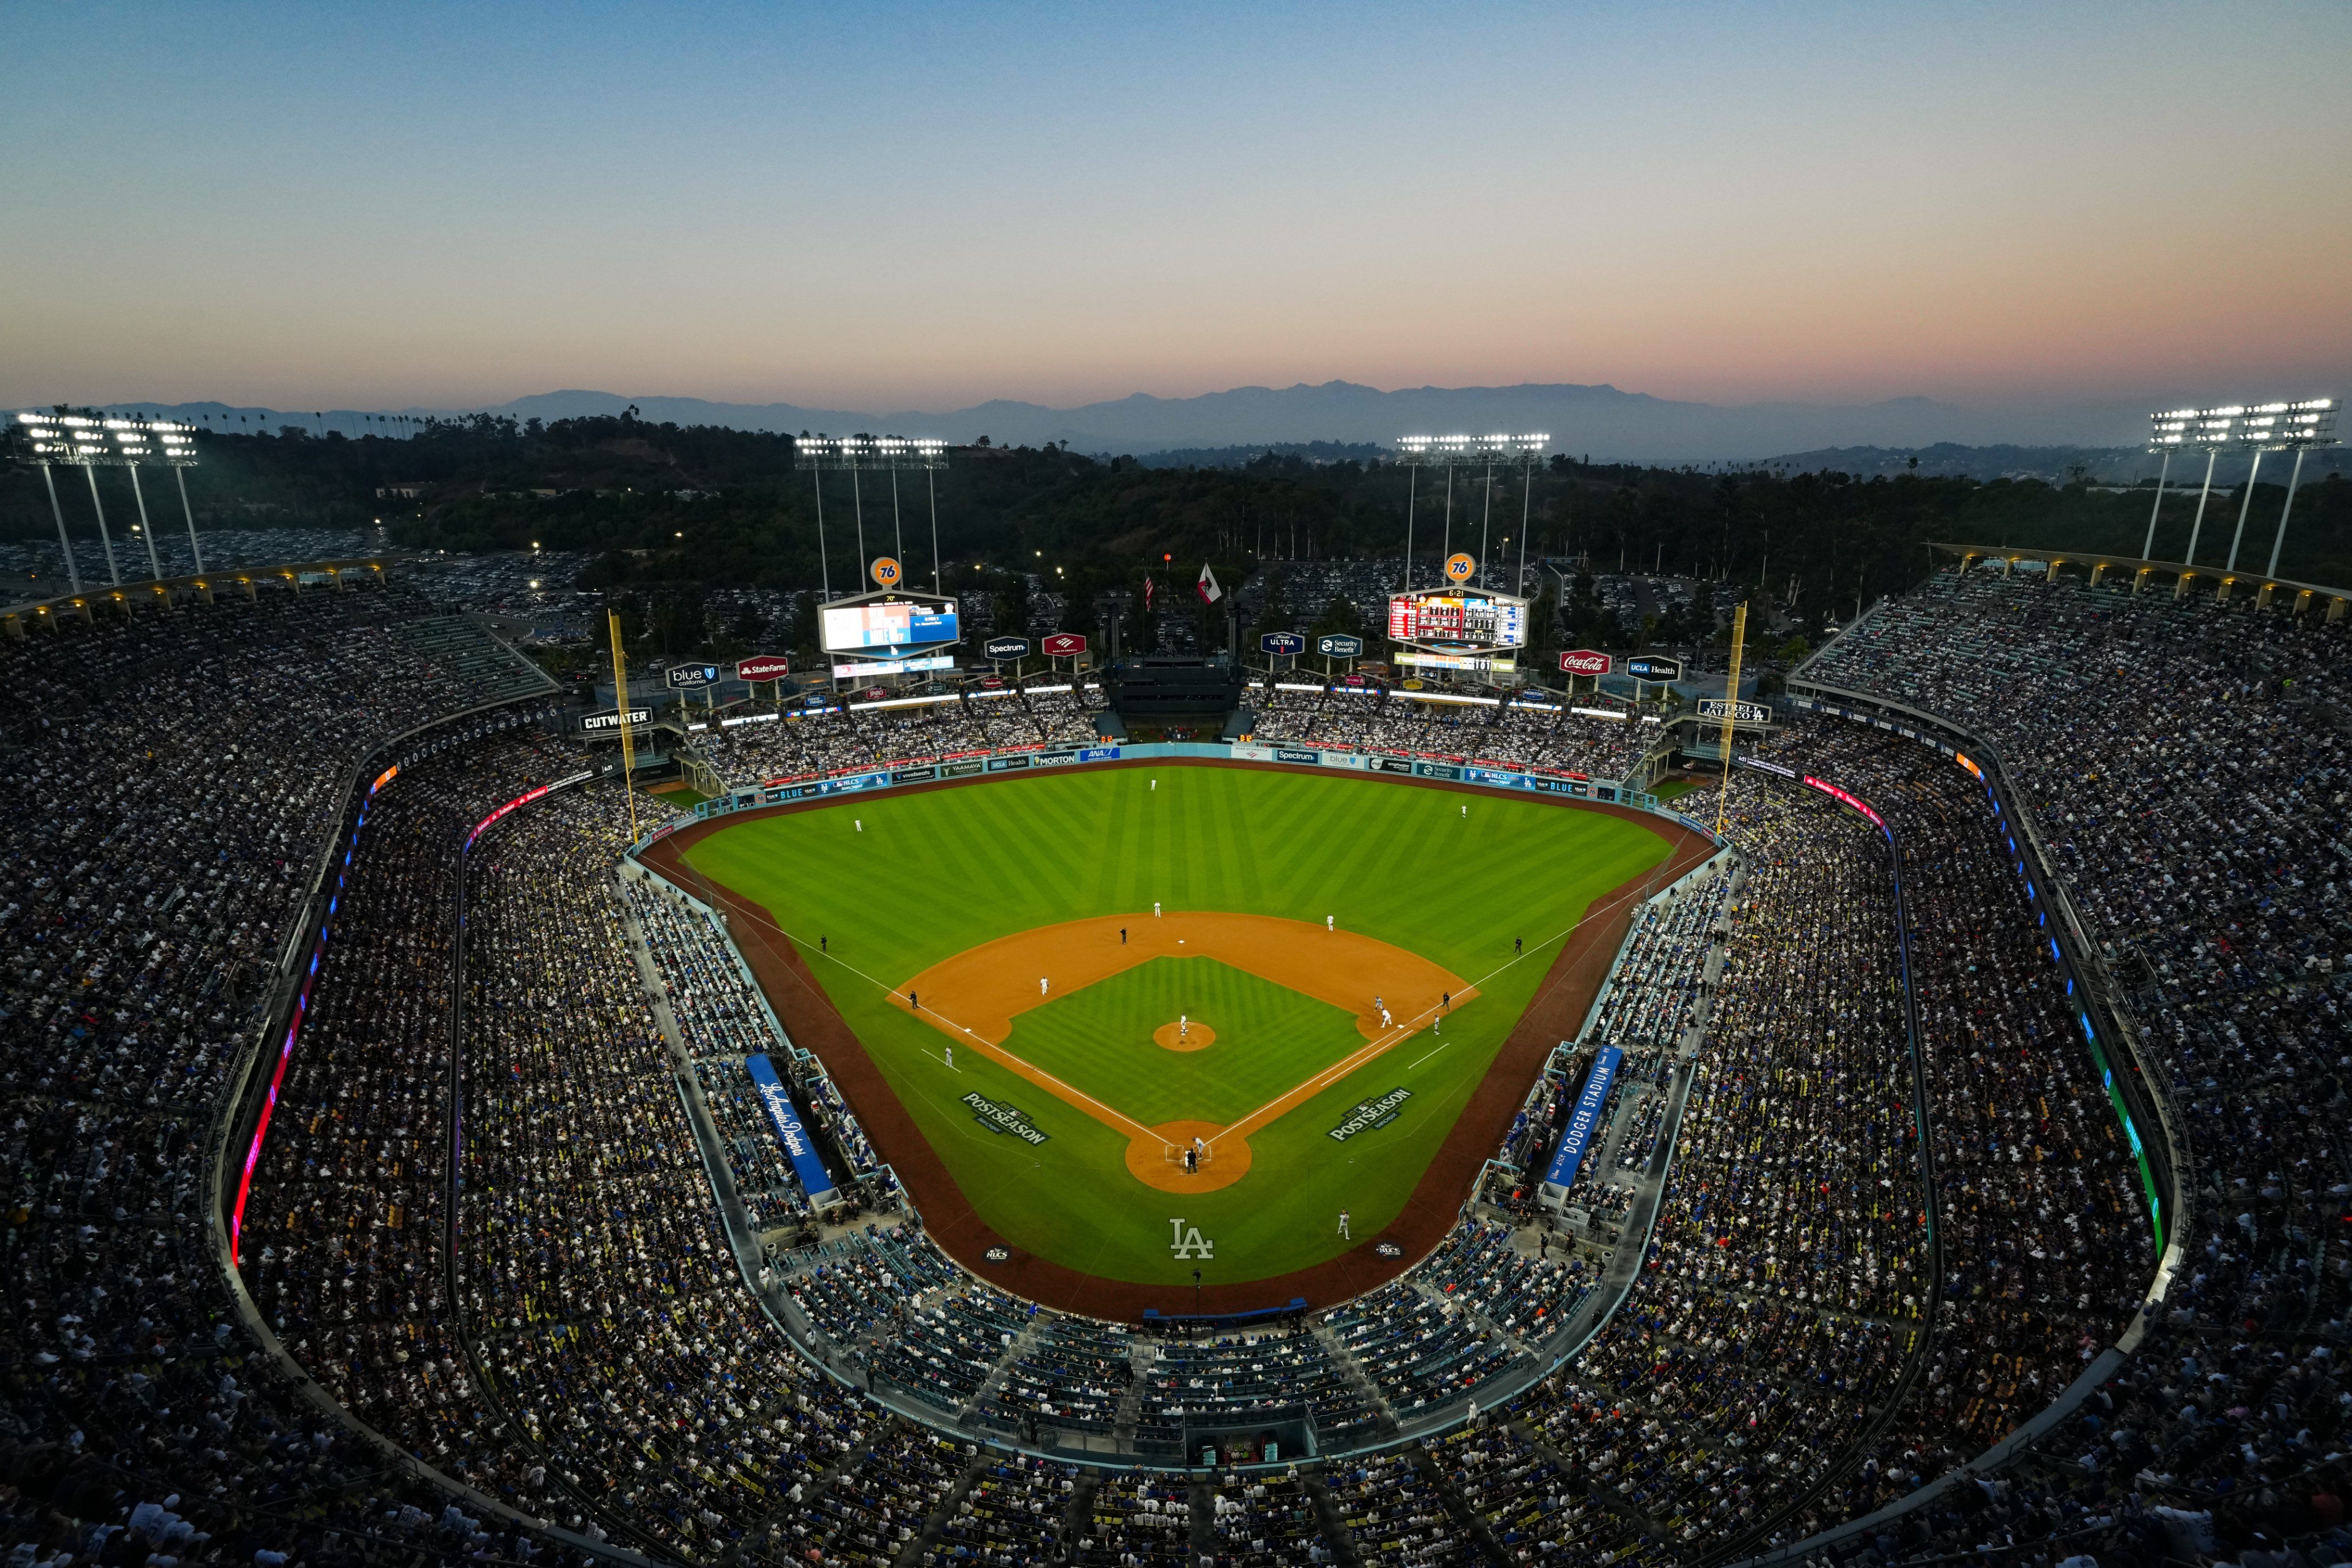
top-left (1169, 1219), bottom-right (1214, 1259)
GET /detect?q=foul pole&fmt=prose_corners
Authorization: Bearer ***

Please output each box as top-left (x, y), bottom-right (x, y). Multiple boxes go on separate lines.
top-left (609, 609), bottom-right (640, 843)
top-left (1713, 601), bottom-right (1748, 838)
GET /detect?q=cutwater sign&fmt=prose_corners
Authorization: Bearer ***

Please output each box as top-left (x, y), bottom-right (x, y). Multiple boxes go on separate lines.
top-left (964, 1091), bottom-right (1049, 1145)
top-left (1260, 632), bottom-right (1305, 656)
top-left (742, 1054), bottom-right (838, 1202)
top-left (1329, 1087), bottom-right (1412, 1142)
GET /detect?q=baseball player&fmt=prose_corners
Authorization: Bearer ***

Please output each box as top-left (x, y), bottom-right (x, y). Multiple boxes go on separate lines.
top-left (1337, 1210), bottom-right (1351, 1240)
top-left (944, 1043), bottom-right (953, 1069)
top-left (1326, 914), bottom-right (1333, 931)
top-left (1039, 976), bottom-right (1050, 996)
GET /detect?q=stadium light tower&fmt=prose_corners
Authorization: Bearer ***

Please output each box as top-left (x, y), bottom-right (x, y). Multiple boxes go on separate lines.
top-left (2238, 400), bottom-right (2336, 578)
top-left (12, 411), bottom-right (204, 594)
top-left (1395, 434), bottom-right (1546, 589)
top-left (796, 436), bottom-right (950, 598)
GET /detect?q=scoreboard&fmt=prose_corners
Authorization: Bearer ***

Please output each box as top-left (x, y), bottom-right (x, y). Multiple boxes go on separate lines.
top-left (1386, 590), bottom-right (1528, 650)
top-left (820, 593), bottom-right (959, 655)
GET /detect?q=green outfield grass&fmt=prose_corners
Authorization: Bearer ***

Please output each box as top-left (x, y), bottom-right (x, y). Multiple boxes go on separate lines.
top-left (680, 764), bottom-right (1670, 1288)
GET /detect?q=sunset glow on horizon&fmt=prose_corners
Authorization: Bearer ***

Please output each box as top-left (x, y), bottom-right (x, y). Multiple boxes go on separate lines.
top-left (3, 1), bottom-right (2345, 427)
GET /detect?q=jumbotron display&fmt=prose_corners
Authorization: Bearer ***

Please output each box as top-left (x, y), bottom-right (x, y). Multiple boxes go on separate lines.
top-left (819, 591), bottom-right (958, 654)
top-left (1386, 588), bottom-right (1527, 649)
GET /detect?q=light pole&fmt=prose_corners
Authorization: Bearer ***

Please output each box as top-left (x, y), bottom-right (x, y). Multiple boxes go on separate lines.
top-left (37, 460), bottom-right (77, 594)
top-left (796, 436), bottom-right (948, 592)
top-left (2151, 401), bottom-right (2337, 579)
top-left (2246, 398), bottom-right (2337, 579)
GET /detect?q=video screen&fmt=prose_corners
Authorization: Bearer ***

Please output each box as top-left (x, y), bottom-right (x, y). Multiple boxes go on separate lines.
top-left (821, 598), bottom-right (959, 653)
top-left (1386, 591), bottom-right (1527, 649)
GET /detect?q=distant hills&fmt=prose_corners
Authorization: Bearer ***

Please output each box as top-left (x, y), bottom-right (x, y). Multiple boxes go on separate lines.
top-left (65, 379), bottom-right (2182, 464)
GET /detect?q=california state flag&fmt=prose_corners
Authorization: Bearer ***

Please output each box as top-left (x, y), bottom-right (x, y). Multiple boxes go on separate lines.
top-left (1197, 563), bottom-right (1223, 604)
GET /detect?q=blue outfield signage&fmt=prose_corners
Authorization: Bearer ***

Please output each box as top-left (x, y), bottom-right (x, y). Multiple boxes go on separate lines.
top-left (742, 1054), bottom-right (838, 1202)
top-left (987, 754), bottom-right (1032, 772)
top-left (1413, 761), bottom-right (1462, 780)
top-left (1275, 748), bottom-right (1320, 765)
top-left (1463, 766), bottom-right (1528, 789)
top-left (819, 772), bottom-right (888, 795)
top-left (1077, 745), bottom-right (1121, 762)
top-left (891, 765), bottom-right (938, 783)
top-left (1544, 1045), bottom-right (1623, 1190)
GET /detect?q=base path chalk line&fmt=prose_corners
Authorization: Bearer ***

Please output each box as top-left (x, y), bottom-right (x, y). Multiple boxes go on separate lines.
top-left (682, 885), bottom-right (1664, 1173)
top-left (663, 891), bottom-right (1164, 1144)
top-left (1204, 870), bottom-right (1672, 1149)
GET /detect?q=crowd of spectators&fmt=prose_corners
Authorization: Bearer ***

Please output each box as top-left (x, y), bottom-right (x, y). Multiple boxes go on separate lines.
top-left (21, 556), bottom-right (2352, 1566)
top-left (1792, 564), bottom-right (2352, 1557)
top-left (695, 680), bottom-right (1107, 788)
top-left (1250, 686), bottom-right (1654, 780)
top-left (0, 582), bottom-right (619, 1566)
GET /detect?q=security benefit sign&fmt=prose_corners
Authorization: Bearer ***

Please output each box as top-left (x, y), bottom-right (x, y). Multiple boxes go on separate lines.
top-left (742, 1054), bottom-right (840, 1202)
top-left (964, 1091), bottom-right (1050, 1145)
top-left (1328, 1086), bottom-right (1413, 1142)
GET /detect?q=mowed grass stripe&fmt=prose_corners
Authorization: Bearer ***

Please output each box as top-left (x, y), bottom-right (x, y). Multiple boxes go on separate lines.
top-left (682, 765), bottom-right (1672, 1286)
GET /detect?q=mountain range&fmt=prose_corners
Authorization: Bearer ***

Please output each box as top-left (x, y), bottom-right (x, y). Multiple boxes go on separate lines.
top-left (71, 380), bottom-right (2172, 464)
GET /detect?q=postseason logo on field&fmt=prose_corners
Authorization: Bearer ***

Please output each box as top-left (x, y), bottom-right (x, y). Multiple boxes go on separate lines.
top-left (964, 1091), bottom-right (1050, 1145)
top-left (1328, 1087), bottom-right (1412, 1142)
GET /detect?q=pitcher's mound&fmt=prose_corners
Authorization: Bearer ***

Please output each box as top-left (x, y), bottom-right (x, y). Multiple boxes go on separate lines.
top-left (1127, 1119), bottom-right (1251, 1193)
top-left (1152, 1020), bottom-right (1216, 1052)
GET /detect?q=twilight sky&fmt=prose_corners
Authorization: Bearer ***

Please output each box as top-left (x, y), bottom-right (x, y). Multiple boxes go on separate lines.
top-left (3, 1), bottom-right (2346, 423)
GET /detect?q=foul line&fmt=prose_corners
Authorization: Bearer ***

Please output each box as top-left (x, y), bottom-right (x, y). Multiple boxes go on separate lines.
top-left (664, 845), bottom-right (1684, 1161)
top-left (1205, 865), bottom-right (1681, 1150)
top-left (677, 885), bottom-right (1160, 1145)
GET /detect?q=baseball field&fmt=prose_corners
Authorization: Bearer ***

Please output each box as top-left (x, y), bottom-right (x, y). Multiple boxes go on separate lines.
top-left (670, 764), bottom-right (1674, 1295)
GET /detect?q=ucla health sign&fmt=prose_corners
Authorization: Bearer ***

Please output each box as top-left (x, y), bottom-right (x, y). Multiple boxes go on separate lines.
top-left (743, 1054), bottom-right (838, 1203)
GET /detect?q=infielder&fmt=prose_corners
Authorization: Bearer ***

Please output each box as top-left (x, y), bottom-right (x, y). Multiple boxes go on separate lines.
top-left (1039, 976), bottom-right (1050, 996)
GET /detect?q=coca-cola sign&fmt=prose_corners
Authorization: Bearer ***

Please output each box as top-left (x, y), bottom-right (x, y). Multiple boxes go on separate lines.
top-left (1558, 649), bottom-right (1611, 676)
top-left (736, 655), bottom-right (792, 683)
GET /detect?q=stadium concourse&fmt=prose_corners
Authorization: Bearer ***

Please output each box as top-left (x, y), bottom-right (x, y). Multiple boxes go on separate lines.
top-left (0, 562), bottom-right (2345, 1568)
